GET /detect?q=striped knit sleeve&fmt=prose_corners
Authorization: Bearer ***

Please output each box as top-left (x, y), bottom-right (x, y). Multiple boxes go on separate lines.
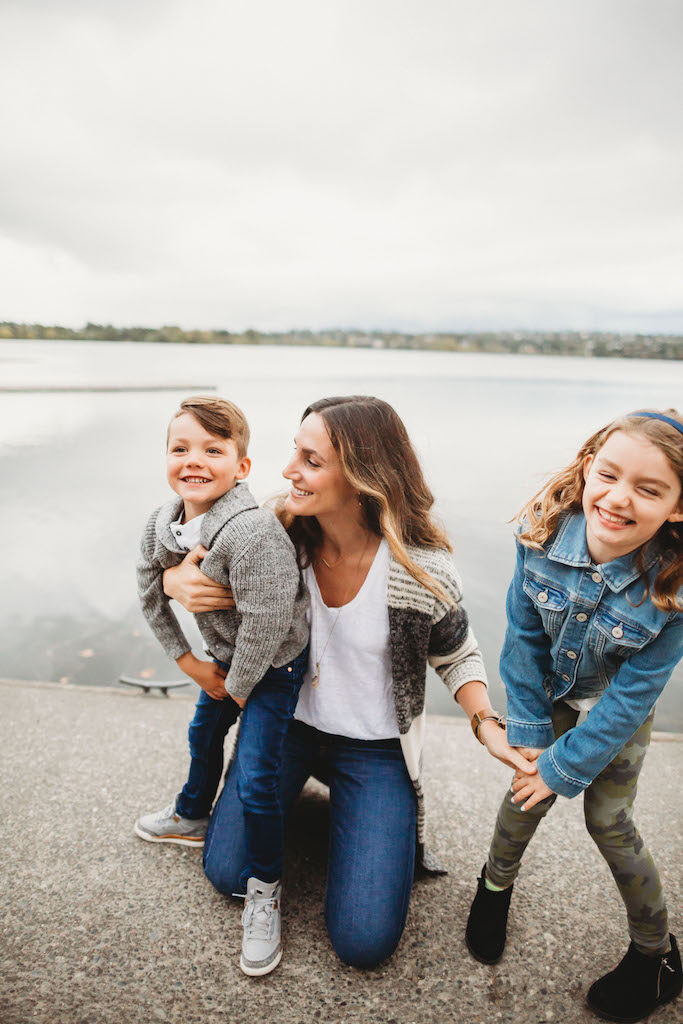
top-left (427, 554), bottom-right (488, 695)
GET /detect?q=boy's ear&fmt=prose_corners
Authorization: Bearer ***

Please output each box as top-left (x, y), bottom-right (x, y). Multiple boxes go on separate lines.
top-left (582, 454), bottom-right (594, 482)
top-left (236, 456), bottom-right (251, 480)
top-left (667, 508), bottom-right (683, 524)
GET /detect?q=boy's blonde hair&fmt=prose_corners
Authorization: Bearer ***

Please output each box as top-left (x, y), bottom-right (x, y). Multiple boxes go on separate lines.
top-left (168, 395), bottom-right (250, 458)
top-left (518, 408), bottom-right (683, 612)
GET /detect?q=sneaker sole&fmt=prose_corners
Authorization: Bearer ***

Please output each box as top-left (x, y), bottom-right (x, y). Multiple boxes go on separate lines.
top-left (133, 823), bottom-right (205, 847)
top-left (240, 948), bottom-right (283, 977)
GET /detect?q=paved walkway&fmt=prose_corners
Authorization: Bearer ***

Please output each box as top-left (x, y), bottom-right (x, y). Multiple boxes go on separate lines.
top-left (1, 678), bottom-right (681, 1024)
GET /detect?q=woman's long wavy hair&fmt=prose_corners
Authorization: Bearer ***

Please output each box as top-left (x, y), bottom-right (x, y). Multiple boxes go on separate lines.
top-left (518, 408), bottom-right (683, 612)
top-left (276, 396), bottom-right (454, 604)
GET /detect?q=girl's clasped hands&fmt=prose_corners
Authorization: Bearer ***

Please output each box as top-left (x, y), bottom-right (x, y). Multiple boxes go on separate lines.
top-left (510, 746), bottom-right (554, 811)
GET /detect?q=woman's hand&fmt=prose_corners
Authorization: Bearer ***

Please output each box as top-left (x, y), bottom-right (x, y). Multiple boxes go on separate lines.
top-left (163, 546), bottom-right (235, 613)
top-left (478, 720), bottom-right (538, 775)
top-left (510, 771), bottom-right (555, 810)
top-left (516, 746), bottom-right (545, 762)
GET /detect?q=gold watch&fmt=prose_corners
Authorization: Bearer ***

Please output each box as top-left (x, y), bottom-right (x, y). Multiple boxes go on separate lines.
top-left (471, 709), bottom-right (506, 744)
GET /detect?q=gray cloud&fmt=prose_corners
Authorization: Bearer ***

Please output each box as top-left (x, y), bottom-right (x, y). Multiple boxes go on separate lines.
top-left (1, 0), bottom-right (682, 331)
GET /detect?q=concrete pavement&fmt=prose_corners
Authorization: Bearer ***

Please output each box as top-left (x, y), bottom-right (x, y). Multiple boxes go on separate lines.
top-left (1, 678), bottom-right (681, 1024)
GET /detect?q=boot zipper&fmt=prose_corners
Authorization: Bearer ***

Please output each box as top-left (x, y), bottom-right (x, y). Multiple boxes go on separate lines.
top-left (657, 957), bottom-right (675, 998)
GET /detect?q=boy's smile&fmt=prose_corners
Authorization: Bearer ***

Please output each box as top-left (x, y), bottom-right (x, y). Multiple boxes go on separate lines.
top-left (167, 412), bottom-right (250, 519)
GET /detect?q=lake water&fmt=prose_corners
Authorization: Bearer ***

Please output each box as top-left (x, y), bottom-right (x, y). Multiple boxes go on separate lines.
top-left (1, 340), bottom-right (681, 730)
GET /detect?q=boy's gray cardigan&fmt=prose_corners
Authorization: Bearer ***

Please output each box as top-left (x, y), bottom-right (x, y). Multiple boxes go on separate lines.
top-left (137, 483), bottom-right (309, 702)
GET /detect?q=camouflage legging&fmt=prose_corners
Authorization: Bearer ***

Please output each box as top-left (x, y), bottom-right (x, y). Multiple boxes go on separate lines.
top-left (486, 702), bottom-right (668, 955)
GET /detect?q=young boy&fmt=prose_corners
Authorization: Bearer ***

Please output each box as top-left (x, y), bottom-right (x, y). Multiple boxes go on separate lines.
top-left (134, 395), bottom-right (309, 976)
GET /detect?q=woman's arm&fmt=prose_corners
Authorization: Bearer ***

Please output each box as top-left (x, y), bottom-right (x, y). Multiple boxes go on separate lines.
top-left (162, 546), bottom-right (235, 613)
top-left (455, 680), bottom-right (537, 774)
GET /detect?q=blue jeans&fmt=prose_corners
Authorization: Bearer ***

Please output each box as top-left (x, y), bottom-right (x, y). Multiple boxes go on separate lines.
top-left (176, 647), bottom-right (308, 885)
top-left (175, 689), bottom-right (241, 820)
top-left (203, 719), bottom-right (417, 968)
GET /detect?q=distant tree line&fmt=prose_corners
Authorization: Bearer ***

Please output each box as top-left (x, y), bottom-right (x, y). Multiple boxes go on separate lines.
top-left (0, 322), bottom-right (681, 359)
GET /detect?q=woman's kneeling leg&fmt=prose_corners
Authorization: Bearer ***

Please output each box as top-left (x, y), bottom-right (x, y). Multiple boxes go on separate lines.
top-left (203, 757), bottom-right (247, 895)
top-left (325, 743), bottom-right (417, 969)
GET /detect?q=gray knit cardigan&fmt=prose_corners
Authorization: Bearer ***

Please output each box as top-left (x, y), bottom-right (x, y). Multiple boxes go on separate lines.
top-left (218, 542), bottom-right (486, 874)
top-left (136, 483), bottom-right (309, 701)
top-left (386, 544), bottom-right (488, 872)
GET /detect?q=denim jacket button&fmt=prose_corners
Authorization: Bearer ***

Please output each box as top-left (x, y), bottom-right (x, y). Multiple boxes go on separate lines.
top-left (611, 625), bottom-right (624, 639)
top-left (576, 612), bottom-right (588, 622)
top-left (566, 651), bottom-right (578, 660)
top-left (562, 673), bottom-right (570, 682)
top-left (537, 591), bottom-right (549, 603)
top-left (591, 571), bottom-right (602, 583)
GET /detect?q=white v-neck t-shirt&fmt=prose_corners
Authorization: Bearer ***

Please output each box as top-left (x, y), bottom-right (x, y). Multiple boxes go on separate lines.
top-left (293, 539), bottom-right (399, 740)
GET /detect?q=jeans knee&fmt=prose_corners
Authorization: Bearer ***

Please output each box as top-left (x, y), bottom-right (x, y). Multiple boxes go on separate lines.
top-left (188, 722), bottom-right (209, 758)
top-left (328, 920), bottom-right (399, 969)
top-left (237, 771), bottom-right (278, 815)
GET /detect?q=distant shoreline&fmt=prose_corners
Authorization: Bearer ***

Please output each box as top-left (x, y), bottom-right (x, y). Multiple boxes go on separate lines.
top-left (1, 324), bottom-right (682, 360)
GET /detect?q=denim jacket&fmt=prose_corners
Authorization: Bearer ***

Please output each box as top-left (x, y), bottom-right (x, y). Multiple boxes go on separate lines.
top-left (501, 512), bottom-right (682, 798)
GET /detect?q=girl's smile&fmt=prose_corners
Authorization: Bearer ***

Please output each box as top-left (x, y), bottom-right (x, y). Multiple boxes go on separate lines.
top-left (582, 430), bottom-right (682, 563)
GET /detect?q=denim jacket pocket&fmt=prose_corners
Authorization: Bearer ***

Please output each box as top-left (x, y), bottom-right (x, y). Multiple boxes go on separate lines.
top-left (522, 575), bottom-right (569, 641)
top-left (590, 608), bottom-right (653, 685)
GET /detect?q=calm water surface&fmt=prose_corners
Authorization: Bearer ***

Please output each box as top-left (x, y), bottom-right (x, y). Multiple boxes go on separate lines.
top-left (1, 340), bottom-right (681, 730)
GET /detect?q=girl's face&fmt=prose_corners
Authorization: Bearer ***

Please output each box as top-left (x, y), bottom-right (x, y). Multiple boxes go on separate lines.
top-left (582, 430), bottom-right (682, 563)
top-left (282, 412), bottom-right (359, 520)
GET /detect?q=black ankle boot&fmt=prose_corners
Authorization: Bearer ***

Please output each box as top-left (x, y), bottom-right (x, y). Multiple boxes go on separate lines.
top-left (465, 864), bottom-right (513, 965)
top-left (586, 933), bottom-right (682, 1023)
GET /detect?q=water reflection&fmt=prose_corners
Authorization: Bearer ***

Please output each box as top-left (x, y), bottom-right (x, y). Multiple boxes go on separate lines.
top-left (1, 341), bottom-right (681, 730)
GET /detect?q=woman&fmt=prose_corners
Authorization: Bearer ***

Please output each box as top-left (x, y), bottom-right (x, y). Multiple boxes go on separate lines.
top-left (163, 395), bottom-right (536, 970)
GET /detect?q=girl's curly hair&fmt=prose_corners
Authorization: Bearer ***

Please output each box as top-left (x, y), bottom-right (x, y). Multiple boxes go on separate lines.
top-left (518, 409), bottom-right (682, 612)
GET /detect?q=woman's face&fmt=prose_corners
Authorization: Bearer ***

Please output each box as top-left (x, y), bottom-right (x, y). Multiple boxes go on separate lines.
top-left (282, 412), bottom-right (359, 520)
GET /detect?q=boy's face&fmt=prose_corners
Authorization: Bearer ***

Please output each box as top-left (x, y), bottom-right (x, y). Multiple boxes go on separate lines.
top-left (167, 412), bottom-right (250, 517)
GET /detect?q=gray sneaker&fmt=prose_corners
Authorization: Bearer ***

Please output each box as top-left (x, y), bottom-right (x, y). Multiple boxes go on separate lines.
top-left (134, 798), bottom-right (208, 847)
top-left (240, 877), bottom-right (282, 976)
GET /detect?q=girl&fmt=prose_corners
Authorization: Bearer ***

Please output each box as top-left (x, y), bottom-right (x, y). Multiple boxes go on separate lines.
top-left (466, 409), bottom-right (682, 1023)
top-left (163, 395), bottom-right (534, 970)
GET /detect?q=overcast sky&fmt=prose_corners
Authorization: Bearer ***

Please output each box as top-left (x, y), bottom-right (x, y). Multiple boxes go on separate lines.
top-left (1, 0), bottom-right (682, 334)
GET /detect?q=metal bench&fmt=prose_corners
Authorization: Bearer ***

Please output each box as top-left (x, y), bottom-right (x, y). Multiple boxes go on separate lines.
top-left (118, 676), bottom-right (190, 697)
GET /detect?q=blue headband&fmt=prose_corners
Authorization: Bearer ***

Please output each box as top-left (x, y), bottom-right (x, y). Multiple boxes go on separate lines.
top-left (630, 412), bottom-right (683, 437)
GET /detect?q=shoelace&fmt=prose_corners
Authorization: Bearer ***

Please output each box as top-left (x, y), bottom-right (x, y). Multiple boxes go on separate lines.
top-left (154, 803), bottom-right (177, 823)
top-left (240, 894), bottom-right (277, 941)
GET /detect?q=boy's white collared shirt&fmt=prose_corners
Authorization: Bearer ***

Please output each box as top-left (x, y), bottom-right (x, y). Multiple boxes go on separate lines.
top-left (169, 512), bottom-right (206, 551)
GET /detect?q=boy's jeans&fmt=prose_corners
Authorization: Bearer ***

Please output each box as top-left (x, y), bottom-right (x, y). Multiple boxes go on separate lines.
top-left (175, 646), bottom-right (308, 883)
